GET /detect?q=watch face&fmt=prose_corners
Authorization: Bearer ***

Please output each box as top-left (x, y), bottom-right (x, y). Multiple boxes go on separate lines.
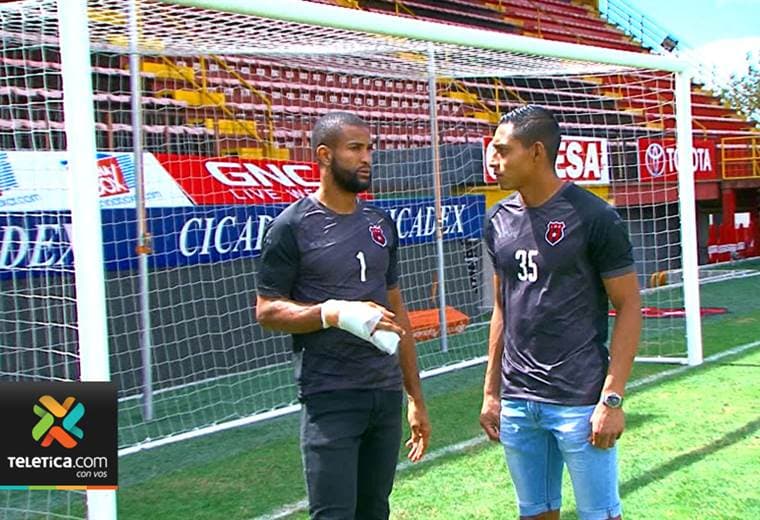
top-left (604, 394), bottom-right (623, 408)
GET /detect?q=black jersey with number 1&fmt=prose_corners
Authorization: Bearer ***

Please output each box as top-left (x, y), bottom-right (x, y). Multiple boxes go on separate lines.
top-left (256, 195), bottom-right (402, 399)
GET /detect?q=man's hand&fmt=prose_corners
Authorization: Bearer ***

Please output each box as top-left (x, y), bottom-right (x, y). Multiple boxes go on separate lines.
top-left (371, 330), bottom-right (400, 355)
top-left (479, 394), bottom-right (501, 441)
top-left (405, 398), bottom-right (430, 463)
top-left (589, 403), bottom-right (625, 449)
top-left (321, 300), bottom-right (405, 339)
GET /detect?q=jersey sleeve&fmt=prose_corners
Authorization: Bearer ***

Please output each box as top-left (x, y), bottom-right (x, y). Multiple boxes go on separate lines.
top-left (483, 209), bottom-right (497, 269)
top-left (385, 213), bottom-right (400, 288)
top-left (255, 213), bottom-right (299, 298)
top-left (588, 206), bottom-right (635, 279)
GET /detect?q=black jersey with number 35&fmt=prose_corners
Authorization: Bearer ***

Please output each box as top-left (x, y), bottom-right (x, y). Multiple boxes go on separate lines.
top-left (256, 195), bottom-right (402, 398)
top-left (485, 183), bottom-right (635, 405)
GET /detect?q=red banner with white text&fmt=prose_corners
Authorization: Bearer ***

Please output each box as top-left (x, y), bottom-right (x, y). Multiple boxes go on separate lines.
top-left (483, 136), bottom-right (610, 185)
top-left (154, 154), bottom-right (321, 205)
top-left (637, 138), bottom-right (718, 182)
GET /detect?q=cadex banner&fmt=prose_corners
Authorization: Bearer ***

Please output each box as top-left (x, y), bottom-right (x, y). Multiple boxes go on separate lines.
top-left (0, 196), bottom-right (484, 278)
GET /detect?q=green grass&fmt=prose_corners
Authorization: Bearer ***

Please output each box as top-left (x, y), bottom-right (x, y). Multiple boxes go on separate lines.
top-left (8, 327), bottom-right (759, 519)
top-left (114, 270), bottom-right (760, 518)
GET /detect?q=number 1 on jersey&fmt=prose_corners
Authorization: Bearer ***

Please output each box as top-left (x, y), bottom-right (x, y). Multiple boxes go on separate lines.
top-left (356, 251), bottom-right (367, 282)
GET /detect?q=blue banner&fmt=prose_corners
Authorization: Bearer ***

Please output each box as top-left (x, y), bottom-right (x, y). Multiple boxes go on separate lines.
top-left (0, 195), bottom-right (484, 278)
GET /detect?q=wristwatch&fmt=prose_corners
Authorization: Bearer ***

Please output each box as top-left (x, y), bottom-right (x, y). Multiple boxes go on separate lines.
top-left (602, 392), bottom-right (624, 409)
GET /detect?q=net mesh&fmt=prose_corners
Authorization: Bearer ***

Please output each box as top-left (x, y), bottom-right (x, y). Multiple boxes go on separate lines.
top-left (0, 1), bottom-right (709, 516)
top-left (0, 1), bottom-right (86, 517)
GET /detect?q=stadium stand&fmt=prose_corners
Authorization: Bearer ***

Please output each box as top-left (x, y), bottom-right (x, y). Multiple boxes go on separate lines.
top-left (0, 0), bottom-right (757, 253)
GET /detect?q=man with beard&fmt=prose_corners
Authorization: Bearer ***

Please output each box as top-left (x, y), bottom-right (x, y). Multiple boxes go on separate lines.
top-left (255, 111), bottom-right (431, 520)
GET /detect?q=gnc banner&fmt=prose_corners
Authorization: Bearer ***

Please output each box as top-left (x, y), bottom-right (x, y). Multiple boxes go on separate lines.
top-left (154, 154), bottom-right (321, 205)
top-left (483, 135), bottom-right (609, 185)
top-left (637, 138), bottom-right (717, 181)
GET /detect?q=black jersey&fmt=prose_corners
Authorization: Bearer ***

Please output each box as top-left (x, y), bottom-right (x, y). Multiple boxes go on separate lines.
top-left (256, 195), bottom-right (402, 398)
top-left (485, 183), bottom-right (635, 405)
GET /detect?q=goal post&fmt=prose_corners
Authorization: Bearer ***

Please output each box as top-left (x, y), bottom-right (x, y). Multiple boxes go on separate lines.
top-left (0, 0), bottom-right (117, 518)
top-left (152, 0), bottom-right (701, 350)
top-left (674, 71), bottom-right (703, 366)
top-left (58, 0), bottom-right (117, 515)
top-left (163, 0), bottom-right (685, 71)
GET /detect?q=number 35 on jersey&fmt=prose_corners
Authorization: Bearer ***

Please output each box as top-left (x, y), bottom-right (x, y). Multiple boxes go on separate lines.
top-left (515, 249), bottom-right (539, 282)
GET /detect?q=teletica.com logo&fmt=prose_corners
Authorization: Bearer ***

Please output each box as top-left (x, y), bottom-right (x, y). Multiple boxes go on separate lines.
top-left (32, 396), bottom-right (85, 448)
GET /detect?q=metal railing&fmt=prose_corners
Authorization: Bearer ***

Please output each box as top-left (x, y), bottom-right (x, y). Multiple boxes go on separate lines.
top-left (721, 136), bottom-right (760, 179)
top-left (599, 0), bottom-right (690, 54)
top-left (208, 55), bottom-right (277, 155)
top-left (158, 55), bottom-right (262, 144)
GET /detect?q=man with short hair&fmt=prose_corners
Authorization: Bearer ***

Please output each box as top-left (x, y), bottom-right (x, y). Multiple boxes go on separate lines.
top-left (480, 105), bottom-right (641, 520)
top-left (256, 111), bottom-right (430, 520)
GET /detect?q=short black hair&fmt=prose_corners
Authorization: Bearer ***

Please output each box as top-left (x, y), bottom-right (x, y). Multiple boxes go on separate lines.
top-left (498, 105), bottom-right (561, 165)
top-left (310, 111), bottom-right (369, 152)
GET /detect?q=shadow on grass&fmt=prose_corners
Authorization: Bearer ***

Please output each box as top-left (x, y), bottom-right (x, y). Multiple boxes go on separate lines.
top-left (619, 416), bottom-right (760, 498)
top-left (536, 416), bottom-right (760, 520)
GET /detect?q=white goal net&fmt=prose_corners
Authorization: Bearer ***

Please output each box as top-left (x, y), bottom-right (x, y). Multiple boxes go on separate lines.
top-left (0, 0), bottom-right (703, 517)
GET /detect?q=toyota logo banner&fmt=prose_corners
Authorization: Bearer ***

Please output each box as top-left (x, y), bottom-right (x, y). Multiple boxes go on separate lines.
top-left (637, 138), bottom-right (718, 182)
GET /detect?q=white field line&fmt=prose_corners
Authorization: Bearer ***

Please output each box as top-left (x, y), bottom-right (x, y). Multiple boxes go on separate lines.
top-left (251, 339), bottom-right (760, 520)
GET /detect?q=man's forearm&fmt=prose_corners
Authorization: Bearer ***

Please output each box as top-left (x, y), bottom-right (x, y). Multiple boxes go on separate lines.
top-left (603, 300), bottom-right (641, 396)
top-left (256, 296), bottom-right (324, 334)
top-left (483, 307), bottom-right (504, 399)
top-left (484, 275), bottom-right (504, 399)
top-left (387, 289), bottom-right (425, 402)
top-left (399, 335), bottom-right (424, 402)
top-left (395, 306), bottom-right (425, 402)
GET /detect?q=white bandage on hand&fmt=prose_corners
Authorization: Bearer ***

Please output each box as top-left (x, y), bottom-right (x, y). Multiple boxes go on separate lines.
top-left (320, 299), bottom-right (400, 355)
top-left (371, 329), bottom-right (400, 356)
top-left (320, 299), bottom-right (382, 342)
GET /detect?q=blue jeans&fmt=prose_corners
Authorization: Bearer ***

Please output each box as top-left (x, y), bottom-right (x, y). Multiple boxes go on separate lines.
top-left (301, 389), bottom-right (403, 520)
top-left (500, 399), bottom-right (622, 520)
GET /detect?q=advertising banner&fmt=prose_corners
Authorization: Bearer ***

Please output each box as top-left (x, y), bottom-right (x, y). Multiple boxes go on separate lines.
top-left (0, 151), bottom-right (193, 211)
top-left (483, 135), bottom-right (610, 185)
top-left (637, 138), bottom-right (718, 181)
top-left (0, 196), bottom-right (485, 278)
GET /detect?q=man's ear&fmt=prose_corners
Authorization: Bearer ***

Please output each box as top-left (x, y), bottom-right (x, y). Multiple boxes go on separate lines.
top-left (532, 141), bottom-right (547, 166)
top-left (316, 144), bottom-right (331, 166)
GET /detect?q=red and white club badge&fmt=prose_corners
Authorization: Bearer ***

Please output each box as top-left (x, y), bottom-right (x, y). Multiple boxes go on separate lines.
top-left (369, 225), bottom-right (387, 247)
top-left (545, 221), bottom-right (566, 246)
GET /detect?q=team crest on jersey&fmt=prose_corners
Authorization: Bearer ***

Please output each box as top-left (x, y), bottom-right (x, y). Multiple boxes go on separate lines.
top-left (369, 225), bottom-right (387, 247)
top-left (545, 221), bottom-right (566, 246)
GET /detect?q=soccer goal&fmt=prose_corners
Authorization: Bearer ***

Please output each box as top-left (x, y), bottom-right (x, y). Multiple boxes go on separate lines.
top-left (0, 0), bottom-right (703, 517)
